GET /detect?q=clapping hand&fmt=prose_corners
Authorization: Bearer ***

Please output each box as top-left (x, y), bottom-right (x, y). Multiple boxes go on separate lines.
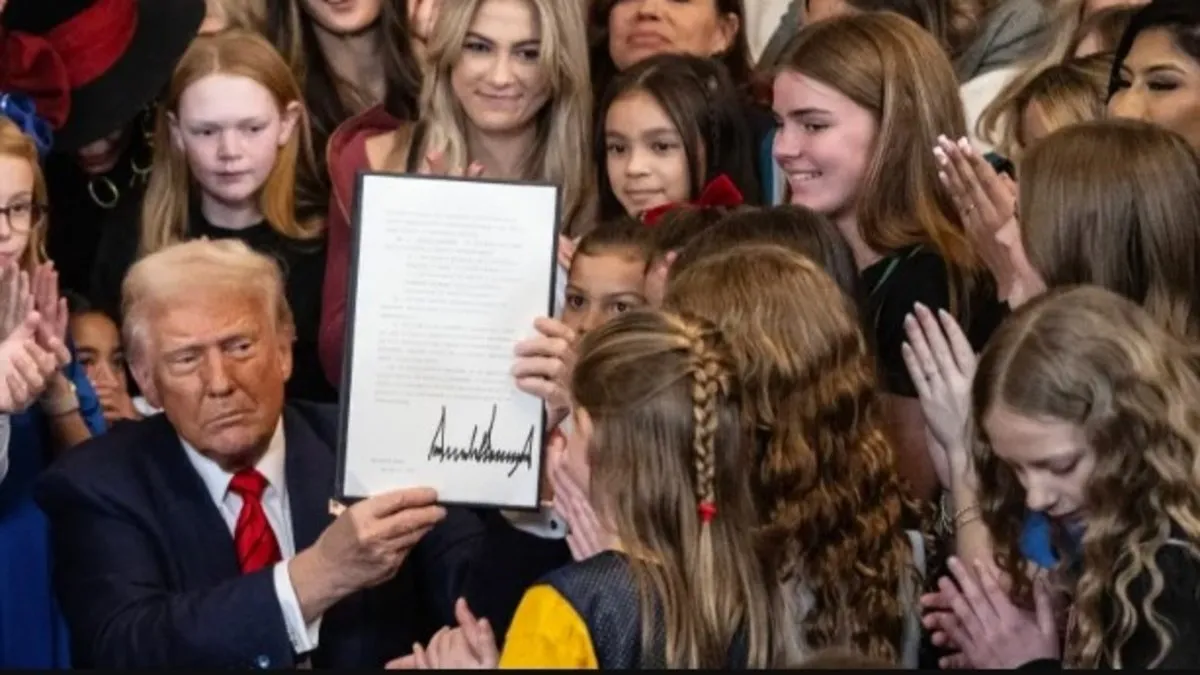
top-left (387, 598), bottom-right (499, 669)
top-left (901, 303), bottom-right (975, 486)
top-left (0, 311), bottom-right (62, 413)
top-left (922, 557), bottom-right (1060, 669)
top-left (933, 136), bottom-right (1025, 302)
top-left (419, 150), bottom-right (484, 179)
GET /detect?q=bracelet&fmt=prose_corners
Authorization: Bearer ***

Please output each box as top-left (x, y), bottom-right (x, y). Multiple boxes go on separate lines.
top-left (40, 380), bottom-right (80, 417)
top-left (953, 504), bottom-right (981, 527)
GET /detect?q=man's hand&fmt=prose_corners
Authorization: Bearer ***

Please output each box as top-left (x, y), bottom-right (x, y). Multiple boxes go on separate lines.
top-left (290, 488), bottom-right (446, 621)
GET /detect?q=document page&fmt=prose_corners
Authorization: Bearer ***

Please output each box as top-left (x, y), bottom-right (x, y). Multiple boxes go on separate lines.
top-left (338, 173), bottom-right (559, 509)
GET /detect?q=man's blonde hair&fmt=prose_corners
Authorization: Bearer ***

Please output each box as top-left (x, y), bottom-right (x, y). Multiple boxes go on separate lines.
top-left (122, 238), bottom-right (295, 364)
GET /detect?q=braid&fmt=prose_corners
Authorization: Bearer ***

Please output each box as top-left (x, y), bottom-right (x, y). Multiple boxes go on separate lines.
top-left (681, 321), bottom-right (726, 510)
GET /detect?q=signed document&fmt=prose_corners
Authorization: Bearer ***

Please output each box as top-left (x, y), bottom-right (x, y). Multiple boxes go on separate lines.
top-left (336, 173), bottom-right (559, 509)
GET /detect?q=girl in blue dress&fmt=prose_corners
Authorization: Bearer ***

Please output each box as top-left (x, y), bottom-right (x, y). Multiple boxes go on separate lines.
top-left (0, 112), bottom-right (106, 668)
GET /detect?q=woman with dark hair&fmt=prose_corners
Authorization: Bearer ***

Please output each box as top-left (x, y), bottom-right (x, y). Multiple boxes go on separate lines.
top-left (587, 0), bottom-right (777, 204)
top-left (1108, 0), bottom-right (1200, 150)
top-left (263, 0), bottom-right (423, 215)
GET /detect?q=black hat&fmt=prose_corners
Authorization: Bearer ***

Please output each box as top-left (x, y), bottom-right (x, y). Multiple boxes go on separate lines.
top-left (1, 0), bottom-right (205, 151)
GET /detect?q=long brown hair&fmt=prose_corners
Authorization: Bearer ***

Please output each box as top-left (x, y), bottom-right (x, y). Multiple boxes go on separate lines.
top-left (664, 243), bottom-right (918, 662)
top-left (972, 285), bottom-right (1200, 667)
top-left (779, 12), bottom-right (984, 311)
top-left (573, 309), bottom-right (786, 668)
top-left (0, 117), bottom-right (48, 270)
top-left (139, 30), bottom-right (322, 258)
top-left (1018, 119), bottom-right (1200, 339)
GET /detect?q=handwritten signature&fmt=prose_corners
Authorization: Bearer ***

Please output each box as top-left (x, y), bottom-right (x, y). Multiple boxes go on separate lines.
top-left (427, 405), bottom-right (535, 477)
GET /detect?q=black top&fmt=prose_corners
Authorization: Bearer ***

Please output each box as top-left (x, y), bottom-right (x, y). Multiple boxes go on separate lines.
top-left (43, 116), bottom-right (152, 298)
top-left (188, 210), bottom-right (335, 404)
top-left (1019, 532), bottom-right (1200, 669)
top-left (860, 245), bottom-right (1007, 397)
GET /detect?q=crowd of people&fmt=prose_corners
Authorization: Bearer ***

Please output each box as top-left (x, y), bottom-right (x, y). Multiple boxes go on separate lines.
top-left (1, 0), bottom-right (1199, 668)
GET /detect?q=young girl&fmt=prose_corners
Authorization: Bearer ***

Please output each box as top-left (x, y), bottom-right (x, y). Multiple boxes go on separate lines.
top-left (935, 286), bottom-right (1200, 668)
top-left (403, 310), bottom-right (788, 668)
top-left (560, 217), bottom-right (652, 337)
top-left (0, 116), bottom-right (106, 667)
top-left (665, 243), bottom-right (923, 666)
top-left (597, 53), bottom-right (759, 222)
top-left (772, 12), bottom-right (1006, 504)
top-left (91, 30), bottom-right (334, 403)
top-left (65, 293), bottom-right (151, 426)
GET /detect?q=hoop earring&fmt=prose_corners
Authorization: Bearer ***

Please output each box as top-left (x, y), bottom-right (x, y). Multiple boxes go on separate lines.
top-left (88, 175), bottom-right (120, 209)
top-left (129, 146), bottom-right (153, 186)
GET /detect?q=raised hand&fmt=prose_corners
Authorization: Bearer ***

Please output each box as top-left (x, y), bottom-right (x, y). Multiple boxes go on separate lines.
top-left (30, 262), bottom-right (68, 343)
top-left (387, 598), bottom-right (499, 669)
top-left (0, 311), bottom-right (60, 412)
top-left (0, 265), bottom-right (32, 339)
top-left (512, 317), bottom-right (576, 428)
top-left (934, 136), bottom-right (1022, 301)
top-left (901, 303), bottom-right (975, 480)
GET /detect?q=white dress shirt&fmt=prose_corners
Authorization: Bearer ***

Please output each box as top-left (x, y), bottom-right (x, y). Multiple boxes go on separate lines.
top-left (180, 420), bottom-right (323, 656)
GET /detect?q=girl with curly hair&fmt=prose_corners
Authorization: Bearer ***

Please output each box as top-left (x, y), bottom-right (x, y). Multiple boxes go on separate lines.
top-left (936, 285), bottom-right (1200, 668)
top-left (664, 242), bottom-right (923, 666)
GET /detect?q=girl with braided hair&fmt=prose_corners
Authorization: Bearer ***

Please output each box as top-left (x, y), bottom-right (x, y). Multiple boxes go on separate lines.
top-left (664, 243), bottom-right (924, 666)
top-left (392, 310), bottom-right (789, 669)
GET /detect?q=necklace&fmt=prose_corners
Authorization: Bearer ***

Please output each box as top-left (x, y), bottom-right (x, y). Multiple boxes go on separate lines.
top-left (86, 104), bottom-right (157, 209)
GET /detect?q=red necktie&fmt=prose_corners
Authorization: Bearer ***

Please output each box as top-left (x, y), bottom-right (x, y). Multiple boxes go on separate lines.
top-left (229, 469), bottom-right (282, 574)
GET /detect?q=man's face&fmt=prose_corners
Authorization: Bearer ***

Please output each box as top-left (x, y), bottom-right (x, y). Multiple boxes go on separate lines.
top-left (134, 290), bottom-right (292, 467)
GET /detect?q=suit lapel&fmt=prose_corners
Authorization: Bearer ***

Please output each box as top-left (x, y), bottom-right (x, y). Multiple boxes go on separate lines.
top-left (283, 405), bottom-right (336, 552)
top-left (145, 415), bottom-right (242, 583)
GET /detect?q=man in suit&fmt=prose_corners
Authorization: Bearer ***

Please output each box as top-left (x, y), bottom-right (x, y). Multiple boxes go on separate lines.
top-left (35, 239), bottom-right (461, 668)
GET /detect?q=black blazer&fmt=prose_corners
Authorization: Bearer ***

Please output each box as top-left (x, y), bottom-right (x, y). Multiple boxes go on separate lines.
top-left (34, 401), bottom-right (477, 669)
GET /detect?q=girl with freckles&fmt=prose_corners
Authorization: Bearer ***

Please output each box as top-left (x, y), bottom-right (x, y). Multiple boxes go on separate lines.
top-left (91, 30), bottom-right (335, 403)
top-left (319, 0), bottom-right (594, 389)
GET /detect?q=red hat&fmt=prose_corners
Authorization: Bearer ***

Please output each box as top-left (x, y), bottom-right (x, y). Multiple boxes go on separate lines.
top-left (0, 0), bottom-right (204, 151)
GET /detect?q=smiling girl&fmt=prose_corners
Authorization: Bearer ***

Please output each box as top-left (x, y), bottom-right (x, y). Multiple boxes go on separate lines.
top-left (772, 12), bottom-right (1005, 504)
top-left (92, 30), bottom-right (333, 402)
top-left (597, 53), bottom-right (759, 221)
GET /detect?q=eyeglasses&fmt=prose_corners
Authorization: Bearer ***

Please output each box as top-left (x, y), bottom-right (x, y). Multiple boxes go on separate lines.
top-left (0, 201), bottom-right (47, 233)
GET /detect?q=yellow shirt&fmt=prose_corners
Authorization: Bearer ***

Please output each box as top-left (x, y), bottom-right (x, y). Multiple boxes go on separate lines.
top-left (498, 585), bottom-right (600, 669)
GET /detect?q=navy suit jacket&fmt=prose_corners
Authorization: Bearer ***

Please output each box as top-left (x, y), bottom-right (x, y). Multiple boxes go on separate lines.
top-left (35, 401), bottom-right (477, 669)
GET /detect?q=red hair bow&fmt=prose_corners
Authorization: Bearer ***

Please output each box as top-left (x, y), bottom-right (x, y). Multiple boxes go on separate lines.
top-left (0, 27), bottom-right (71, 129)
top-left (641, 174), bottom-right (745, 227)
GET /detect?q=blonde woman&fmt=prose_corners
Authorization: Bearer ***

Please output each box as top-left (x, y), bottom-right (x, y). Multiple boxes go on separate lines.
top-left (974, 53), bottom-right (1113, 159)
top-left (319, 0), bottom-right (594, 388)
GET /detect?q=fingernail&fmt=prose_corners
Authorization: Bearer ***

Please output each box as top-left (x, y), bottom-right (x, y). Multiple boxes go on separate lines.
top-left (937, 171), bottom-right (949, 183)
top-left (933, 147), bottom-right (948, 165)
top-left (914, 302), bottom-right (928, 312)
top-left (957, 137), bottom-right (972, 152)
